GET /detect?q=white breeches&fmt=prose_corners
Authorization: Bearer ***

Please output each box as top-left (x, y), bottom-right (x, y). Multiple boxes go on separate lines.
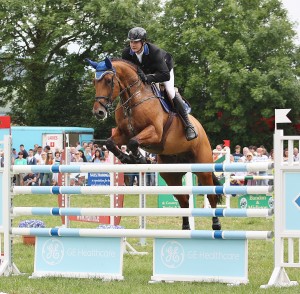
top-left (157, 69), bottom-right (176, 99)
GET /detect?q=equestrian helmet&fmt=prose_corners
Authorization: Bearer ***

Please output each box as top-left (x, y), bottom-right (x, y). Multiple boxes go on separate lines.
top-left (127, 27), bottom-right (147, 42)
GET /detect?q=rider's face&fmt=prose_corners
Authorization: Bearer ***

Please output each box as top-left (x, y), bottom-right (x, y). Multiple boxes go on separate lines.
top-left (130, 40), bottom-right (143, 54)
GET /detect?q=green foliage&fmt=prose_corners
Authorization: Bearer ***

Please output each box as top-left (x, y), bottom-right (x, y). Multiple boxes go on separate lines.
top-left (156, 0), bottom-right (300, 149)
top-left (0, 0), bottom-right (300, 150)
top-left (0, 0), bottom-right (160, 132)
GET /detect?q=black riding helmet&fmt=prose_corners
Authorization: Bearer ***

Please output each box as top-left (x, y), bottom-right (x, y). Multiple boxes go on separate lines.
top-left (127, 27), bottom-right (147, 42)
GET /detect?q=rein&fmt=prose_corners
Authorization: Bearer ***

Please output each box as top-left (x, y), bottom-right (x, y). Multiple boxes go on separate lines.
top-left (95, 67), bottom-right (156, 117)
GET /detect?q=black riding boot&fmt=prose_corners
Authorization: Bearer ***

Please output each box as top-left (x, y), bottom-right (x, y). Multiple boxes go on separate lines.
top-left (173, 93), bottom-right (198, 141)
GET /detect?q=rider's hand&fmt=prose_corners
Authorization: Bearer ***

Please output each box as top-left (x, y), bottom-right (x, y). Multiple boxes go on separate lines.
top-left (137, 67), bottom-right (148, 83)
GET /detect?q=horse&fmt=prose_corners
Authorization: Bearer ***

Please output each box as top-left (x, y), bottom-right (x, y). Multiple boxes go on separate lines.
top-left (86, 57), bottom-right (222, 230)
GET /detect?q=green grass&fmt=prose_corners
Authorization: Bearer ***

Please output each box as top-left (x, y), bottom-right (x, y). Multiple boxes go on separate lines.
top-left (0, 194), bottom-right (299, 294)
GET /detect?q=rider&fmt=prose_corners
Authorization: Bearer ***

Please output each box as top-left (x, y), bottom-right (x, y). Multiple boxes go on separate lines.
top-left (122, 27), bottom-right (198, 141)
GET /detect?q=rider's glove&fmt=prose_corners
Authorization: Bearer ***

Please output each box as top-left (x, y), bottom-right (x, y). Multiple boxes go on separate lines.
top-left (137, 67), bottom-right (148, 83)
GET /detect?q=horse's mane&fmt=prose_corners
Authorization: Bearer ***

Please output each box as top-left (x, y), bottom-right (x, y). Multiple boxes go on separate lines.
top-left (111, 58), bottom-right (138, 72)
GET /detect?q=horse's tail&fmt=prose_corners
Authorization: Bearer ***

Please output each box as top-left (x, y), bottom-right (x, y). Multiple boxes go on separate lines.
top-left (212, 172), bottom-right (223, 204)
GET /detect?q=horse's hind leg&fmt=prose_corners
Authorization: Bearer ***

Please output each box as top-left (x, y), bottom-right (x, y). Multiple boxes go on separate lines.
top-left (160, 172), bottom-right (190, 230)
top-left (197, 171), bottom-right (222, 230)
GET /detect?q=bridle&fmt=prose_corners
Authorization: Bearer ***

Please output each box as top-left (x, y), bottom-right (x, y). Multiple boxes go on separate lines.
top-left (94, 70), bottom-right (141, 116)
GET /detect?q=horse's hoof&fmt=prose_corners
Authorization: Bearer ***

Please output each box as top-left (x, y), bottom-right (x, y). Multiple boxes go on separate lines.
top-left (212, 223), bottom-right (221, 230)
top-left (127, 138), bottom-right (139, 151)
top-left (182, 224), bottom-right (190, 230)
top-left (105, 138), bottom-right (115, 151)
top-left (137, 157), bottom-right (147, 164)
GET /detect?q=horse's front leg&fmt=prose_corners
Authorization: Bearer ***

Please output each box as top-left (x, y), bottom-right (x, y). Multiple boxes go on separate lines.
top-left (127, 138), bottom-right (147, 164)
top-left (105, 128), bottom-right (135, 164)
top-left (127, 125), bottom-right (162, 164)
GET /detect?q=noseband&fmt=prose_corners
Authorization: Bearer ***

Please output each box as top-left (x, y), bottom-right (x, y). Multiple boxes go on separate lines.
top-left (94, 70), bottom-right (140, 115)
top-left (94, 71), bottom-right (116, 113)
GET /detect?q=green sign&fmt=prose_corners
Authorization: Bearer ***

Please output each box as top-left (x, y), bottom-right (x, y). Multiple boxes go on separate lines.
top-left (158, 174), bottom-right (197, 208)
top-left (238, 194), bottom-right (274, 209)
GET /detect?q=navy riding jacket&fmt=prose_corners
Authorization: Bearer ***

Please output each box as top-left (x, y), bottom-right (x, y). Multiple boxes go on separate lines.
top-left (122, 42), bottom-right (174, 84)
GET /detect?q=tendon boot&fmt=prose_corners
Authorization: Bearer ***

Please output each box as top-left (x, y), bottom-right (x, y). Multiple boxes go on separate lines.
top-left (173, 93), bottom-right (198, 141)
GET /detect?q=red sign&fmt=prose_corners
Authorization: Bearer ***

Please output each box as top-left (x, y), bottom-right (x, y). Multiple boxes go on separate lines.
top-left (0, 116), bottom-right (11, 129)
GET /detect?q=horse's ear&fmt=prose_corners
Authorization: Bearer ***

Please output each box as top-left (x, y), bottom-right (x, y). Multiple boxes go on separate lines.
top-left (85, 58), bottom-right (98, 69)
top-left (104, 57), bottom-right (113, 70)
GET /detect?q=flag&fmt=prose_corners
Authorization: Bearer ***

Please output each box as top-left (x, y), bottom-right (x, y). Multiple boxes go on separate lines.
top-left (0, 116), bottom-right (11, 129)
top-left (275, 109), bottom-right (291, 124)
top-left (223, 140), bottom-right (230, 147)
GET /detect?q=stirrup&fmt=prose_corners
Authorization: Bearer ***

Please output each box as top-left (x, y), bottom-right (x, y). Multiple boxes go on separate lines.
top-left (185, 125), bottom-right (198, 141)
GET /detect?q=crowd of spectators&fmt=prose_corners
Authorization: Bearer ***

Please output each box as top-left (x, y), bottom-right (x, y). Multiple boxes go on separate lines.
top-left (213, 143), bottom-right (299, 187)
top-left (1, 140), bottom-right (298, 188)
top-left (0, 141), bottom-right (157, 187)
top-left (0, 141), bottom-right (115, 186)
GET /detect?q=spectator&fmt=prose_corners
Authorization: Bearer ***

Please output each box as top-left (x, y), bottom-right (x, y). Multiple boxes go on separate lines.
top-left (120, 145), bottom-right (130, 185)
top-left (27, 149), bottom-right (37, 165)
top-left (232, 145), bottom-right (243, 162)
top-left (283, 148), bottom-right (289, 162)
top-left (33, 144), bottom-right (39, 155)
top-left (248, 145), bottom-right (257, 156)
top-left (128, 149), bottom-right (139, 186)
top-left (93, 144), bottom-right (99, 154)
top-left (212, 149), bottom-right (219, 161)
top-left (88, 142), bottom-right (94, 154)
top-left (69, 147), bottom-right (77, 162)
top-left (19, 144), bottom-right (28, 159)
top-left (78, 149), bottom-right (87, 162)
top-left (12, 148), bottom-right (18, 160)
top-left (268, 149), bottom-right (274, 162)
top-left (103, 149), bottom-right (111, 163)
top-left (146, 152), bottom-right (157, 186)
top-left (293, 148), bottom-right (299, 162)
top-left (244, 152), bottom-right (256, 186)
top-left (34, 146), bottom-right (43, 162)
top-left (37, 152), bottom-right (47, 185)
top-left (14, 152), bottom-right (27, 186)
top-left (44, 145), bottom-right (51, 153)
top-left (240, 147), bottom-right (250, 162)
top-left (23, 172), bottom-right (38, 186)
top-left (0, 150), bottom-right (4, 167)
top-left (52, 151), bottom-right (61, 185)
top-left (41, 151), bottom-right (54, 185)
top-left (75, 141), bottom-right (81, 151)
top-left (81, 142), bottom-right (88, 150)
top-left (254, 147), bottom-right (269, 185)
top-left (92, 149), bottom-right (102, 163)
top-left (74, 151), bottom-right (83, 162)
top-left (85, 146), bottom-right (93, 162)
top-left (215, 144), bottom-right (223, 159)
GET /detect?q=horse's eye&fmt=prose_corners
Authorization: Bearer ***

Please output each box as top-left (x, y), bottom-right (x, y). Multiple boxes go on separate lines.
top-left (106, 78), bottom-right (112, 85)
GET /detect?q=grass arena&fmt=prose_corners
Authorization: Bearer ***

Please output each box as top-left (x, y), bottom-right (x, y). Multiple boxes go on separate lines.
top-left (0, 110), bottom-right (300, 293)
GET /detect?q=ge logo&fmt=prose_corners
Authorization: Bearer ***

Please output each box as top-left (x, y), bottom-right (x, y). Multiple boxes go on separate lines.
top-left (160, 241), bottom-right (184, 268)
top-left (42, 238), bottom-right (64, 266)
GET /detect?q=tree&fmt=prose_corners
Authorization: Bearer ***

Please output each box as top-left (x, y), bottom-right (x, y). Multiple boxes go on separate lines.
top-left (155, 0), bottom-right (300, 149)
top-left (0, 0), bottom-right (160, 131)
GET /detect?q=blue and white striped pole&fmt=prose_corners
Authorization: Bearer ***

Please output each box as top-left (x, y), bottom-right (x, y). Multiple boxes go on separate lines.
top-left (11, 228), bottom-right (273, 240)
top-left (12, 207), bottom-right (274, 218)
top-left (13, 185), bottom-right (273, 195)
top-left (12, 162), bottom-right (274, 174)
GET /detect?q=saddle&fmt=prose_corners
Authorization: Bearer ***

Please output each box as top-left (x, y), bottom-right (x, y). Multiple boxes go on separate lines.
top-left (146, 84), bottom-right (191, 153)
top-left (151, 84), bottom-right (191, 114)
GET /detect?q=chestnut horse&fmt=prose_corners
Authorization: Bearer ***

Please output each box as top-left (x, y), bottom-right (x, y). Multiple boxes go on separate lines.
top-left (87, 57), bottom-right (222, 230)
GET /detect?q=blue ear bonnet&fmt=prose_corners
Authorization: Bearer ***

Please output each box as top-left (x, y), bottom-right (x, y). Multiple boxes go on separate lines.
top-left (86, 57), bottom-right (116, 80)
